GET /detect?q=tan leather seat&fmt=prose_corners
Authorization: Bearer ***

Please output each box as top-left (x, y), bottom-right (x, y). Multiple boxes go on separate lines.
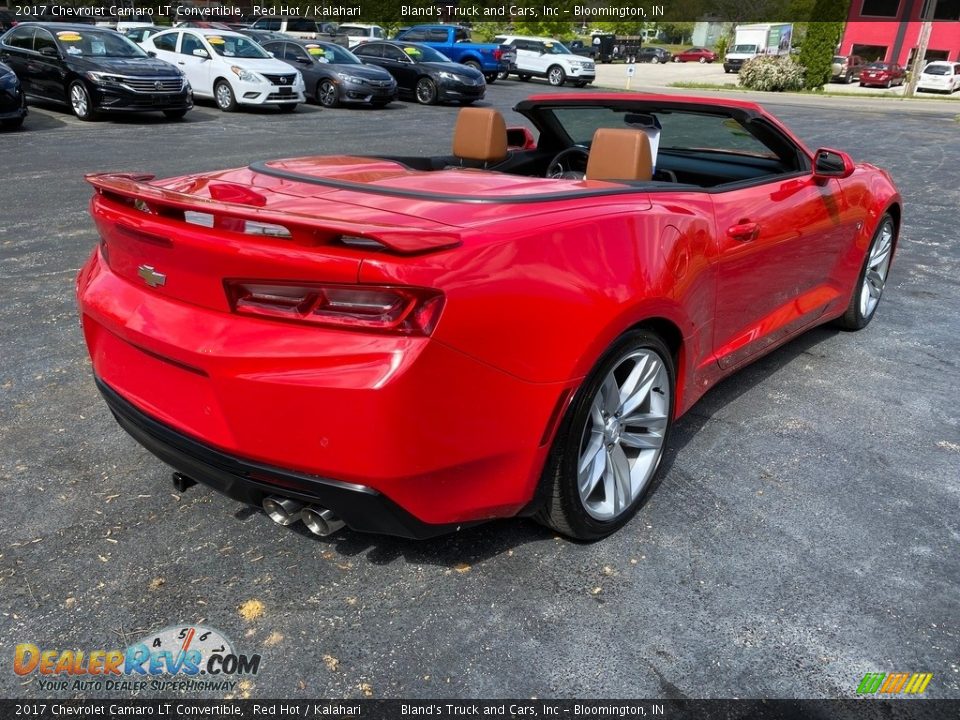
top-left (585, 128), bottom-right (653, 182)
top-left (452, 107), bottom-right (508, 165)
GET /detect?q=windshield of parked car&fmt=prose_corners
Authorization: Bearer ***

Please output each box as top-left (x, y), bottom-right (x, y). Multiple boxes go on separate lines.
top-left (550, 106), bottom-right (778, 159)
top-left (922, 64), bottom-right (949, 75)
top-left (866, 62), bottom-right (891, 70)
top-left (731, 44), bottom-right (757, 53)
top-left (206, 35), bottom-right (270, 59)
top-left (400, 44), bottom-right (450, 63)
top-left (307, 42), bottom-right (360, 64)
top-left (54, 29), bottom-right (147, 58)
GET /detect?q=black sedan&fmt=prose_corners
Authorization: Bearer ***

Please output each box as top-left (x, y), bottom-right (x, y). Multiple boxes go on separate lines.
top-left (0, 61), bottom-right (27, 129)
top-left (352, 41), bottom-right (484, 105)
top-left (260, 39), bottom-right (397, 108)
top-left (636, 47), bottom-right (672, 64)
top-left (0, 23), bottom-right (192, 121)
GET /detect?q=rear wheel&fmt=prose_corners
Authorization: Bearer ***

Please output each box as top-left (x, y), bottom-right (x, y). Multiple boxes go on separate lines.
top-left (518, 73), bottom-right (531, 82)
top-left (317, 79), bottom-right (339, 107)
top-left (463, 60), bottom-right (481, 73)
top-left (69, 80), bottom-right (96, 121)
top-left (497, 70), bottom-right (510, 81)
top-left (836, 213), bottom-right (896, 331)
top-left (547, 65), bottom-right (565, 86)
top-left (536, 329), bottom-right (675, 540)
top-left (484, 73), bottom-right (497, 84)
top-left (214, 80), bottom-right (237, 112)
top-left (415, 77), bottom-right (438, 105)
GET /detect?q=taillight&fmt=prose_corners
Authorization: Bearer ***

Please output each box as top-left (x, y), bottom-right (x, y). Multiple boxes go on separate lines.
top-left (224, 281), bottom-right (444, 336)
top-left (493, 48), bottom-right (502, 61)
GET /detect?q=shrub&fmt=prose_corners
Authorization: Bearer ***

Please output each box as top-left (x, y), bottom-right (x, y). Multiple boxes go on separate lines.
top-left (714, 35), bottom-right (728, 61)
top-left (799, 20), bottom-right (845, 90)
top-left (738, 55), bottom-right (806, 92)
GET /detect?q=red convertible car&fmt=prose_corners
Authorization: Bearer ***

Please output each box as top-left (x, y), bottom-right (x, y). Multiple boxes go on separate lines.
top-left (77, 93), bottom-right (900, 540)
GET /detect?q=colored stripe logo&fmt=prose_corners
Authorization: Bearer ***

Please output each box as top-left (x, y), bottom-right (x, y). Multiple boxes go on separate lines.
top-left (857, 672), bottom-right (932, 694)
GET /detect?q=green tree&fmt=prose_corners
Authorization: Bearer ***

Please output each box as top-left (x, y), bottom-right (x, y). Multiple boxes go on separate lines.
top-left (799, 20), bottom-right (844, 90)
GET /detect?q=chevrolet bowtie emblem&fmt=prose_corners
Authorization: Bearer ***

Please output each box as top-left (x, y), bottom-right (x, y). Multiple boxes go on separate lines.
top-left (137, 265), bottom-right (166, 288)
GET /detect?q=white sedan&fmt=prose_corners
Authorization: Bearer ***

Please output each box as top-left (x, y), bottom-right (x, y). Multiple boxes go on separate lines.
top-left (145, 28), bottom-right (305, 111)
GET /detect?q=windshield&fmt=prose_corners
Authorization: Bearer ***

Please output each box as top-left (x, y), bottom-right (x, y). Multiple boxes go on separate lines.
top-left (206, 35), bottom-right (270, 59)
top-left (866, 62), bottom-right (890, 70)
top-left (922, 64), bottom-right (949, 75)
top-left (307, 42), bottom-right (360, 64)
top-left (541, 41), bottom-right (572, 55)
top-left (731, 44), bottom-right (757, 53)
top-left (402, 44), bottom-right (450, 63)
top-left (55, 29), bottom-right (147, 58)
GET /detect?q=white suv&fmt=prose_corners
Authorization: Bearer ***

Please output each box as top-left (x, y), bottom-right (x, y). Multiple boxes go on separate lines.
top-left (916, 61), bottom-right (960, 94)
top-left (494, 35), bottom-right (595, 87)
top-left (338, 23), bottom-right (385, 48)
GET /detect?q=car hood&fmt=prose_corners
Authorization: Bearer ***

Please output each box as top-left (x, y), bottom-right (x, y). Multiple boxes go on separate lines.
top-left (422, 62), bottom-right (483, 80)
top-left (324, 63), bottom-right (393, 80)
top-left (66, 56), bottom-right (180, 76)
top-left (221, 57), bottom-right (297, 74)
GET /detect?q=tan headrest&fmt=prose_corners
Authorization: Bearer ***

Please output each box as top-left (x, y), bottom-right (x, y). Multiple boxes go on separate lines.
top-left (452, 107), bottom-right (508, 164)
top-left (585, 128), bottom-right (653, 182)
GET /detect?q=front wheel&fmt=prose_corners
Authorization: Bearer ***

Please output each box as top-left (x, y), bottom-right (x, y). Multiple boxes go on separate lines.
top-left (415, 77), bottom-right (438, 105)
top-left (317, 79), bottom-right (339, 107)
top-left (699, 57), bottom-right (707, 63)
top-left (673, 56), bottom-right (680, 63)
top-left (69, 80), bottom-right (96, 121)
top-left (214, 80), bottom-right (237, 112)
top-left (536, 329), bottom-right (675, 540)
top-left (650, 57), bottom-right (659, 64)
top-left (836, 214), bottom-right (896, 331)
top-left (547, 65), bottom-right (566, 86)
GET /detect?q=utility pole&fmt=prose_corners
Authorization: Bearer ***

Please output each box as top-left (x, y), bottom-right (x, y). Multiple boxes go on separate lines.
top-left (904, 0), bottom-right (936, 98)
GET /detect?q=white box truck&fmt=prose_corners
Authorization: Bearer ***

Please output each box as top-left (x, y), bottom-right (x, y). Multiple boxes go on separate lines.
top-left (723, 23), bottom-right (793, 73)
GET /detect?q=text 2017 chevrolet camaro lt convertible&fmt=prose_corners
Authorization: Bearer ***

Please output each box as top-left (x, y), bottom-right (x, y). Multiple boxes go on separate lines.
top-left (77, 94), bottom-right (901, 540)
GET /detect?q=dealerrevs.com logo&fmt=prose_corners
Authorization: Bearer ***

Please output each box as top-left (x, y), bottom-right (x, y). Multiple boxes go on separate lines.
top-left (14, 625), bottom-right (261, 693)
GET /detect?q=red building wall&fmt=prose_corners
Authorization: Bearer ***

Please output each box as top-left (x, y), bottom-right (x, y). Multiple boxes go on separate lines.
top-left (841, 0), bottom-right (960, 64)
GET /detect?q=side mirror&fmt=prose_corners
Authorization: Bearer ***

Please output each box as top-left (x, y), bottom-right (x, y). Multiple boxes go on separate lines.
top-left (192, 48), bottom-right (209, 59)
top-left (296, 56), bottom-right (311, 64)
top-left (812, 148), bottom-right (854, 180)
top-left (506, 126), bottom-right (536, 150)
top-left (39, 46), bottom-right (59, 58)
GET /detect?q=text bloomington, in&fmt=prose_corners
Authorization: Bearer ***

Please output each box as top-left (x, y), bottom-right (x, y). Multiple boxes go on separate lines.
top-left (402, 5), bottom-right (663, 18)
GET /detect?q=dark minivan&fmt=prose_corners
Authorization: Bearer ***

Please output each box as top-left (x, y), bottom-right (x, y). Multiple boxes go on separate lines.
top-left (0, 23), bottom-right (193, 120)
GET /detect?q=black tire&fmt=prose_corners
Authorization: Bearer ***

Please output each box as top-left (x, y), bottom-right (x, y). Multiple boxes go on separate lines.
top-left (163, 109), bottom-right (187, 120)
top-left (518, 73), bottom-right (531, 82)
top-left (535, 329), bottom-right (676, 540)
top-left (214, 80), bottom-right (237, 112)
top-left (673, 56), bottom-right (680, 63)
top-left (463, 60), bottom-right (481, 73)
top-left (496, 70), bottom-right (510, 81)
top-left (316, 79), bottom-right (339, 107)
top-left (724, 67), bottom-right (731, 74)
top-left (68, 80), bottom-right (96, 121)
top-left (835, 213), bottom-right (896, 331)
top-left (484, 73), bottom-right (497, 84)
top-left (1, 117), bottom-right (24, 130)
top-left (699, 56), bottom-right (707, 63)
top-left (650, 57), bottom-right (659, 64)
top-left (415, 77), bottom-right (438, 105)
top-left (278, 103), bottom-right (298, 113)
top-left (547, 64), bottom-right (566, 87)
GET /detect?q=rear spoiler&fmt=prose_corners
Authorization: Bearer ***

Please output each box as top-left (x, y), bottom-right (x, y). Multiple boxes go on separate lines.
top-left (85, 172), bottom-right (461, 254)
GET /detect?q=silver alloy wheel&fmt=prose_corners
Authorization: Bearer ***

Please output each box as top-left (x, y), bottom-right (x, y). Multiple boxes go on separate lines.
top-left (860, 218), bottom-right (894, 319)
top-left (70, 83), bottom-right (89, 117)
top-left (318, 80), bottom-right (337, 106)
top-left (215, 82), bottom-right (233, 109)
top-left (577, 349), bottom-right (670, 521)
top-left (416, 78), bottom-right (435, 104)
top-left (548, 66), bottom-right (564, 85)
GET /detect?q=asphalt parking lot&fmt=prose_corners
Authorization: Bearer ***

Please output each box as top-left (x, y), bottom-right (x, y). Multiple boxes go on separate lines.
top-left (1, 80), bottom-right (959, 701)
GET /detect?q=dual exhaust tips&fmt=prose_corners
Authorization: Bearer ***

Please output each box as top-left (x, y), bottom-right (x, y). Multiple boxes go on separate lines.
top-left (262, 496), bottom-right (345, 537)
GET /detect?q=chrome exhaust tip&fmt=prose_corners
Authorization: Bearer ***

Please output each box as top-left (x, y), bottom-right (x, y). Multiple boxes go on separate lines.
top-left (262, 496), bottom-right (305, 526)
top-left (301, 506), bottom-right (346, 537)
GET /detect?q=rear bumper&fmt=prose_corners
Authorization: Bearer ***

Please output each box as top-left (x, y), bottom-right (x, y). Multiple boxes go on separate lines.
top-left (98, 378), bottom-right (464, 538)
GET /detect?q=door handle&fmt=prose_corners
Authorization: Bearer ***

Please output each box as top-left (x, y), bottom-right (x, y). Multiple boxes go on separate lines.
top-left (727, 221), bottom-right (760, 242)
top-left (177, 61), bottom-right (185, 65)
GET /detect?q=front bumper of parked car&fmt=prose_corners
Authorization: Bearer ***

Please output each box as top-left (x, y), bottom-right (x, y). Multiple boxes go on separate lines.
top-left (88, 76), bottom-right (193, 113)
top-left (336, 76), bottom-right (397, 104)
top-left (234, 77), bottom-right (306, 105)
top-left (437, 76), bottom-right (486, 101)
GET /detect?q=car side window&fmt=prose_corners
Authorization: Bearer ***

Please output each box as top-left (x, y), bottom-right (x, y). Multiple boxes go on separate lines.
top-left (153, 32), bottom-right (177, 52)
top-left (285, 44), bottom-right (309, 61)
top-left (354, 43), bottom-right (382, 58)
top-left (180, 33), bottom-right (203, 56)
top-left (33, 28), bottom-right (57, 54)
top-left (288, 19), bottom-right (316, 32)
top-left (402, 30), bottom-right (427, 41)
top-left (256, 19), bottom-right (281, 31)
top-left (428, 29), bottom-right (447, 42)
top-left (4, 26), bottom-right (34, 50)
top-left (382, 45), bottom-right (410, 62)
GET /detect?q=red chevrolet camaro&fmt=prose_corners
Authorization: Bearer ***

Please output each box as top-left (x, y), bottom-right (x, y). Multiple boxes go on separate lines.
top-left (77, 93), bottom-right (900, 540)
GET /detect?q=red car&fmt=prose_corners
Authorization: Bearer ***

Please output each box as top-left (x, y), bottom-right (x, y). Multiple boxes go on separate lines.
top-left (76, 94), bottom-right (900, 541)
top-left (860, 62), bottom-right (906, 88)
top-left (673, 47), bottom-right (717, 63)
